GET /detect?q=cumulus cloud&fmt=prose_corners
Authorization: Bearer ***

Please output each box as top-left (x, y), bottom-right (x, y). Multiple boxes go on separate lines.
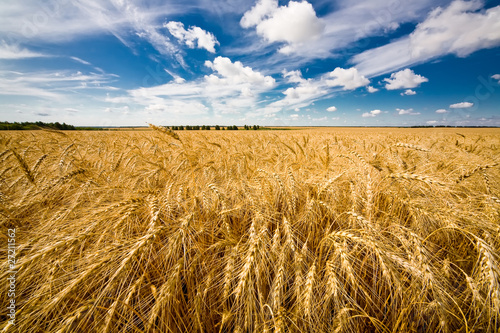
top-left (256, 1), bottom-right (324, 44)
top-left (240, 0), bottom-right (278, 28)
top-left (362, 109), bottom-right (382, 117)
top-left (353, 1), bottom-right (500, 77)
top-left (282, 83), bottom-right (324, 101)
top-left (326, 106), bottom-right (337, 112)
top-left (165, 21), bottom-right (219, 53)
top-left (283, 69), bottom-right (305, 83)
top-left (435, 109), bottom-right (448, 113)
top-left (325, 67), bottom-right (370, 90)
top-left (118, 56), bottom-right (276, 118)
top-left (493, 74), bottom-right (500, 83)
top-left (367, 86), bottom-right (379, 93)
top-left (241, 0), bottom-right (324, 54)
top-left (450, 102), bottom-right (474, 108)
top-left (397, 108), bottom-right (420, 115)
top-left (401, 89), bottom-right (417, 96)
top-left (204, 56), bottom-right (275, 87)
top-left (384, 69), bottom-right (428, 90)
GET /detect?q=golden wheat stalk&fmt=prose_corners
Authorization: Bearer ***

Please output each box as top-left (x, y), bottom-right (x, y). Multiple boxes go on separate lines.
top-left (10, 148), bottom-right (35, 183)
top-left (388, 172), bottom-right (447, 186)
top-left (148, 123), bottom-right (181, 141)
top-left (394, 142), bottom-right (430, 152)
top-left (456, 162), bottom-right (498, 183)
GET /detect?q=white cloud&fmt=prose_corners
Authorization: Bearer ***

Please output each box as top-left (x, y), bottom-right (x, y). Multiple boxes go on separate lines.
top-left (241, 0), bottom-right (324, 54)
top-left (326, 106), bottom-right (337, 112)
top-left (143, 100), bottom-right (209, 115)
top-left (257, 1), bottom-right (324, 44)
top-left (450, 102), bottom-right (474, 108)
top-left (84, 1), bottom-right (184, 62)
top-left (397, 108), bottom-right (420, 115)
top-left (325, 67), bottom-right (370, 90)
top-left (384, 69), bottom-right (428, 90)
top-left (240, 0), bottom-right (278, 28)
top-left (493, 74), bottom-right (500, 83)
top-left (237, 0), bottom-right (444, 68)
top-left (266, 67), bottom-right (369, 113)
top-left (435, 109), bottom-right (448, 113)
top-left (164, 69), bottom-right (186, 84)
top-left (0, 69), bottom-right (117, 100)
top-left (117, 56), bottom-right (276, 118)
top-left (204, 56), bottom-right (275, 87)
top-left (70, 56), bottom-right (91, 65)
top-left (0, 41), bottom-right (46, 59)
top-left (409, 1), bottom-right (500, 59)
top-left (362, 109), bottom-right (382, 117)
top-left (427, 120), bottom-right (439, 125)
top-left (282, 84), bottom-right (322, 100)
top-left (263, 69), bottom-right (328, 112)
top-left (165, 21), bottom-right (219, 53)
top-left (367, 86), bottom-right (379, 93)
top-left (0, 1), bottom-right (189, 66)
top-left (401, 89), bottom-right (417, 96)
top-left (283, 69), bottom-right (305, 83)
top-left (353, 1), bottom-right (500, 77)
top-left (312, 116), bottom-right (327, 122)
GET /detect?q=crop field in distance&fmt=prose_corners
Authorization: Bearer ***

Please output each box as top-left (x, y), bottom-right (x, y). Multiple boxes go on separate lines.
top-left (1, 126), bottom-right (499, 332)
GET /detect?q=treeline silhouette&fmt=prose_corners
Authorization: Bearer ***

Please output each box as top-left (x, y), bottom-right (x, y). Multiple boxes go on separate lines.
top-left (0, 121), bottom-right (78, 130)
top-left (0, 122), bottom-right (264, 131)
top-left (168, 125), bottom-right (261, 130)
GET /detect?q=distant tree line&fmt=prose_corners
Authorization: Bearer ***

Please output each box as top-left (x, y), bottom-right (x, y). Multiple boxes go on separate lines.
top-left (168, 125), bottom-right (260, 131)
top-left (0, 121), bottom-right (77, 130)
top-left (0, 121), bottom-right (265, 131)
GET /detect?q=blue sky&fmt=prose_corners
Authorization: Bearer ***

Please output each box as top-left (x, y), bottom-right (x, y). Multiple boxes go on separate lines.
top-left (1, 0), bottom-right (500, 127)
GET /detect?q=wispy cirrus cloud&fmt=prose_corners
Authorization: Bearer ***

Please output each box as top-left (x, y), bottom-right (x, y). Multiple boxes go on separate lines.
top-left (0, 0), bottom-right (196, 66)
top-left (70, 56), bottom-right (91, 65)
top-left (0, 41), bottom-right (47, 59)
top-left (0, 69), bottom-right (119, 101)
top-left (353, 0), bottom-right (500, 77)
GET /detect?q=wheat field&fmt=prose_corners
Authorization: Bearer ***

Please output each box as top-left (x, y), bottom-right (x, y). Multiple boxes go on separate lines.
top-left (1, 127), bottom-right (499, 332)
